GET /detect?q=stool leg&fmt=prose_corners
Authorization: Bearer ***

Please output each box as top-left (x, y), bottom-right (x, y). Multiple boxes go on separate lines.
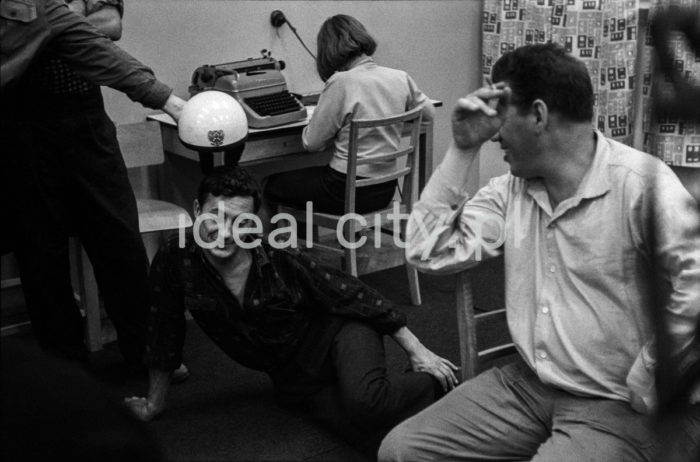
top-left (406, 265), bottom-right (422, 306)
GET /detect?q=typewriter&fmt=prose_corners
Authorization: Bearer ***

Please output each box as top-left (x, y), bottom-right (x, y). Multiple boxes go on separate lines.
top-left (189, 57), bottom-right (307, 129)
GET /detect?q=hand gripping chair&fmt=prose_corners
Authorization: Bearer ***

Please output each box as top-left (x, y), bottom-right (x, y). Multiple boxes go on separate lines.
top-left (278, 106), bottom-right (424, 305)
top-left (74, 121), bottom-right (193, 352)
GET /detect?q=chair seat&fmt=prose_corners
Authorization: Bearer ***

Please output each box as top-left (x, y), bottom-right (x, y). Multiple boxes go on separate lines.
top-left (137, 199), bottom-right (193, 233)
top-left (301, 229), bottom-right (409, 275)
top-left (279, 203), bottom-right (408, 231)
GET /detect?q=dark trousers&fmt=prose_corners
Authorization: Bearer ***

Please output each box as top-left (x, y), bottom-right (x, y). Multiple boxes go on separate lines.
top-left (0, 89), bottom-right (148, 363)
top-left (264, 165), bottom-right (397, 215)
top-left (271, 322), bottom-right (437, 452)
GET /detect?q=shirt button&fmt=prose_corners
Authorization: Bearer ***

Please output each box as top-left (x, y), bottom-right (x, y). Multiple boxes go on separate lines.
top-left (548, 264), bottom-right (556, 273)
top-left (546, 231), bottom-right (554, 239)
top-left (541, 306), bottom-right (550, 314)
top-left (537, 350), bottom-right (548, 360)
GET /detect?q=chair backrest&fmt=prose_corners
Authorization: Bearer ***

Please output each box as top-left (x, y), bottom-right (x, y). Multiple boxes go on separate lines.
top-left (344, 106), bottom-right (424, 215)
top-left (116, 121), bottom-right (164, 169)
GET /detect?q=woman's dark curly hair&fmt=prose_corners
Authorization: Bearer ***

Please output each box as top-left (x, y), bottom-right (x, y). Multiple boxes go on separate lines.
top-left (492, 43), bottom-right (594, 122)
top-left (315, 14), bottom-right (377, 82)
top-left (197, 166), bottom-right (261, 212)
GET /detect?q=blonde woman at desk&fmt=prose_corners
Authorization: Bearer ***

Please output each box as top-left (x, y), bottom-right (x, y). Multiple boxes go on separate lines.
top-left (263, 14), bottom-right (435, 215)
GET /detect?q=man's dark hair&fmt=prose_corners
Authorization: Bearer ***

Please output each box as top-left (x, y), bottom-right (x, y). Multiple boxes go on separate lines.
top-left (197, 166), bottom-right (261, 212)
top-left (491, 43), bottom-right (594, 122)
top-left (316, 14), bottom-right (377, 82)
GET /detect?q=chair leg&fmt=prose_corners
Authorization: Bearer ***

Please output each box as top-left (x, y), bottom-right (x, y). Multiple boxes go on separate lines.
top-left (345, 245), bottom-right (359, 277)
top-left (72, 240), bottom-right (102, 352)
top-left (343, 223), bottom-right (359, 277)
top-left (456, 272), bottom-right (478, 381)
top-left (406, 265), bottom-right (422, 306)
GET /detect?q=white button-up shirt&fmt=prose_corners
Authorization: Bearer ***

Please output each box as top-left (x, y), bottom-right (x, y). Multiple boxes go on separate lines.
top-left (302, 56), bottom-right (430, 178)
top-left (407, 132), bottom-right (700, 402)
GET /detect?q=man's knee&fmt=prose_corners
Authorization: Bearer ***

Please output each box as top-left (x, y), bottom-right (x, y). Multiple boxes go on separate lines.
top-left (377, 423), bottom-right (415, 462)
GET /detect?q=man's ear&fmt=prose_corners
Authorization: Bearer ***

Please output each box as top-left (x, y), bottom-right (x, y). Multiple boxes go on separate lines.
top-left (531, 99), bottom-right (548, 133)
top-left (193, 199), bottom-right (201, 218)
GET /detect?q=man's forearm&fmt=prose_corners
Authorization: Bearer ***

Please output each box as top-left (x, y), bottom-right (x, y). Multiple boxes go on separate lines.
top-left (391, 326), bottom-right (460, 390)
top-left (162, 93), bottom-right (186, 122)
top-left (392, 326), bottom-right (426, 356)
top-left (48, 3), bottom-right (172, 109)
top-left (435, 141), bottom-right (480, 189)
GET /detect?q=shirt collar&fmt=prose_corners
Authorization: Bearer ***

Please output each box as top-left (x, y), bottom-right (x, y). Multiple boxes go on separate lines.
top-left (575, 130), bottom-right (611, 201)
top-left (252, 239), bottom-right (271, 272)
top-left (526, 130), bottom-right (611, 215)
top-left (190, 233), bottom-right (271, 274)
top-left (347, 55), bottom-right (374, 70)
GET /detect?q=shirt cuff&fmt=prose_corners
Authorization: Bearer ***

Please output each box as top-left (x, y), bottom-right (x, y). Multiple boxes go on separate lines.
top-left (136, 80), bottom-right (172, 110)
top-left (419, 162), bottom-right (471, 213)
top-left (90, 0), bottom-right (124, 17)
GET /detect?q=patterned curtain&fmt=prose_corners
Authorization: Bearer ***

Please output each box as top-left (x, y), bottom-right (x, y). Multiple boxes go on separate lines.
top-left (641, 0), bottom-right (700, 167)
top-left (482, 0), bottom-right (641, 146)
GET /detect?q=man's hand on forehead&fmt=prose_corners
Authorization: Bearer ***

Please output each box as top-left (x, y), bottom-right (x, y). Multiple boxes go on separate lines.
top-left (485, 77), bottom-right (512, 111)
top-left (451, 81), bottom-right (512, 150)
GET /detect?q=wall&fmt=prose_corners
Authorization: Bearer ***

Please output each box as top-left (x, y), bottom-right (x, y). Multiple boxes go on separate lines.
top-left (101, 0), bottom-right (489, 183)
top-left (3, 1), bottom-right (507, 284)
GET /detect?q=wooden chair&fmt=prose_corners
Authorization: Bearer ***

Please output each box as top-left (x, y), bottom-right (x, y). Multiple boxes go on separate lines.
top-left (75, 121), bottom-right (193, 352)
top-left (279, 106), bottom-right (424, 305)
top-left (455, 267), bottom-right (517, 381)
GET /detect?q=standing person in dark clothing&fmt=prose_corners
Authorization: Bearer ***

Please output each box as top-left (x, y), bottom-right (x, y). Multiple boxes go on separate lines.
top-left (0, 0), bottom-right (185, 364)
top-left (124, 167), bottom-right (458, 445)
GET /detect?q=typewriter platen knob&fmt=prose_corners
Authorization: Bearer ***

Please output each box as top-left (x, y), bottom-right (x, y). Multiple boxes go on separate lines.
top-left (199, 67), bottom-right (215, 84)
top-left (278, 60), bottom-right (286, 71)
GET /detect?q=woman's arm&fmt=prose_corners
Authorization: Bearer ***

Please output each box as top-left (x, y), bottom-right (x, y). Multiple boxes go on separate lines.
top-left (301, 78), bottom-right (346, 151)
top-left (406, 73), bottom-right (435, 122)
top-left (419, 99), bottom-right (436, 122)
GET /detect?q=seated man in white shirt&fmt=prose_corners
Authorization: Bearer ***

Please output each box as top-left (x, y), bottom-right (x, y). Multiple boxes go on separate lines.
top-left (378, 43), bottom-right (700, 462)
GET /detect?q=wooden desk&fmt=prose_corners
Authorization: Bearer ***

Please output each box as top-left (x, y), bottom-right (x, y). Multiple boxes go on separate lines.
top-left (148, 103), bottom-right (439, 209)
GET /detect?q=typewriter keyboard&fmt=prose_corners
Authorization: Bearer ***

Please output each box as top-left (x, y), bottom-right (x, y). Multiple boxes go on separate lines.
top-left (244, 91), bottom-right (304, 117)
